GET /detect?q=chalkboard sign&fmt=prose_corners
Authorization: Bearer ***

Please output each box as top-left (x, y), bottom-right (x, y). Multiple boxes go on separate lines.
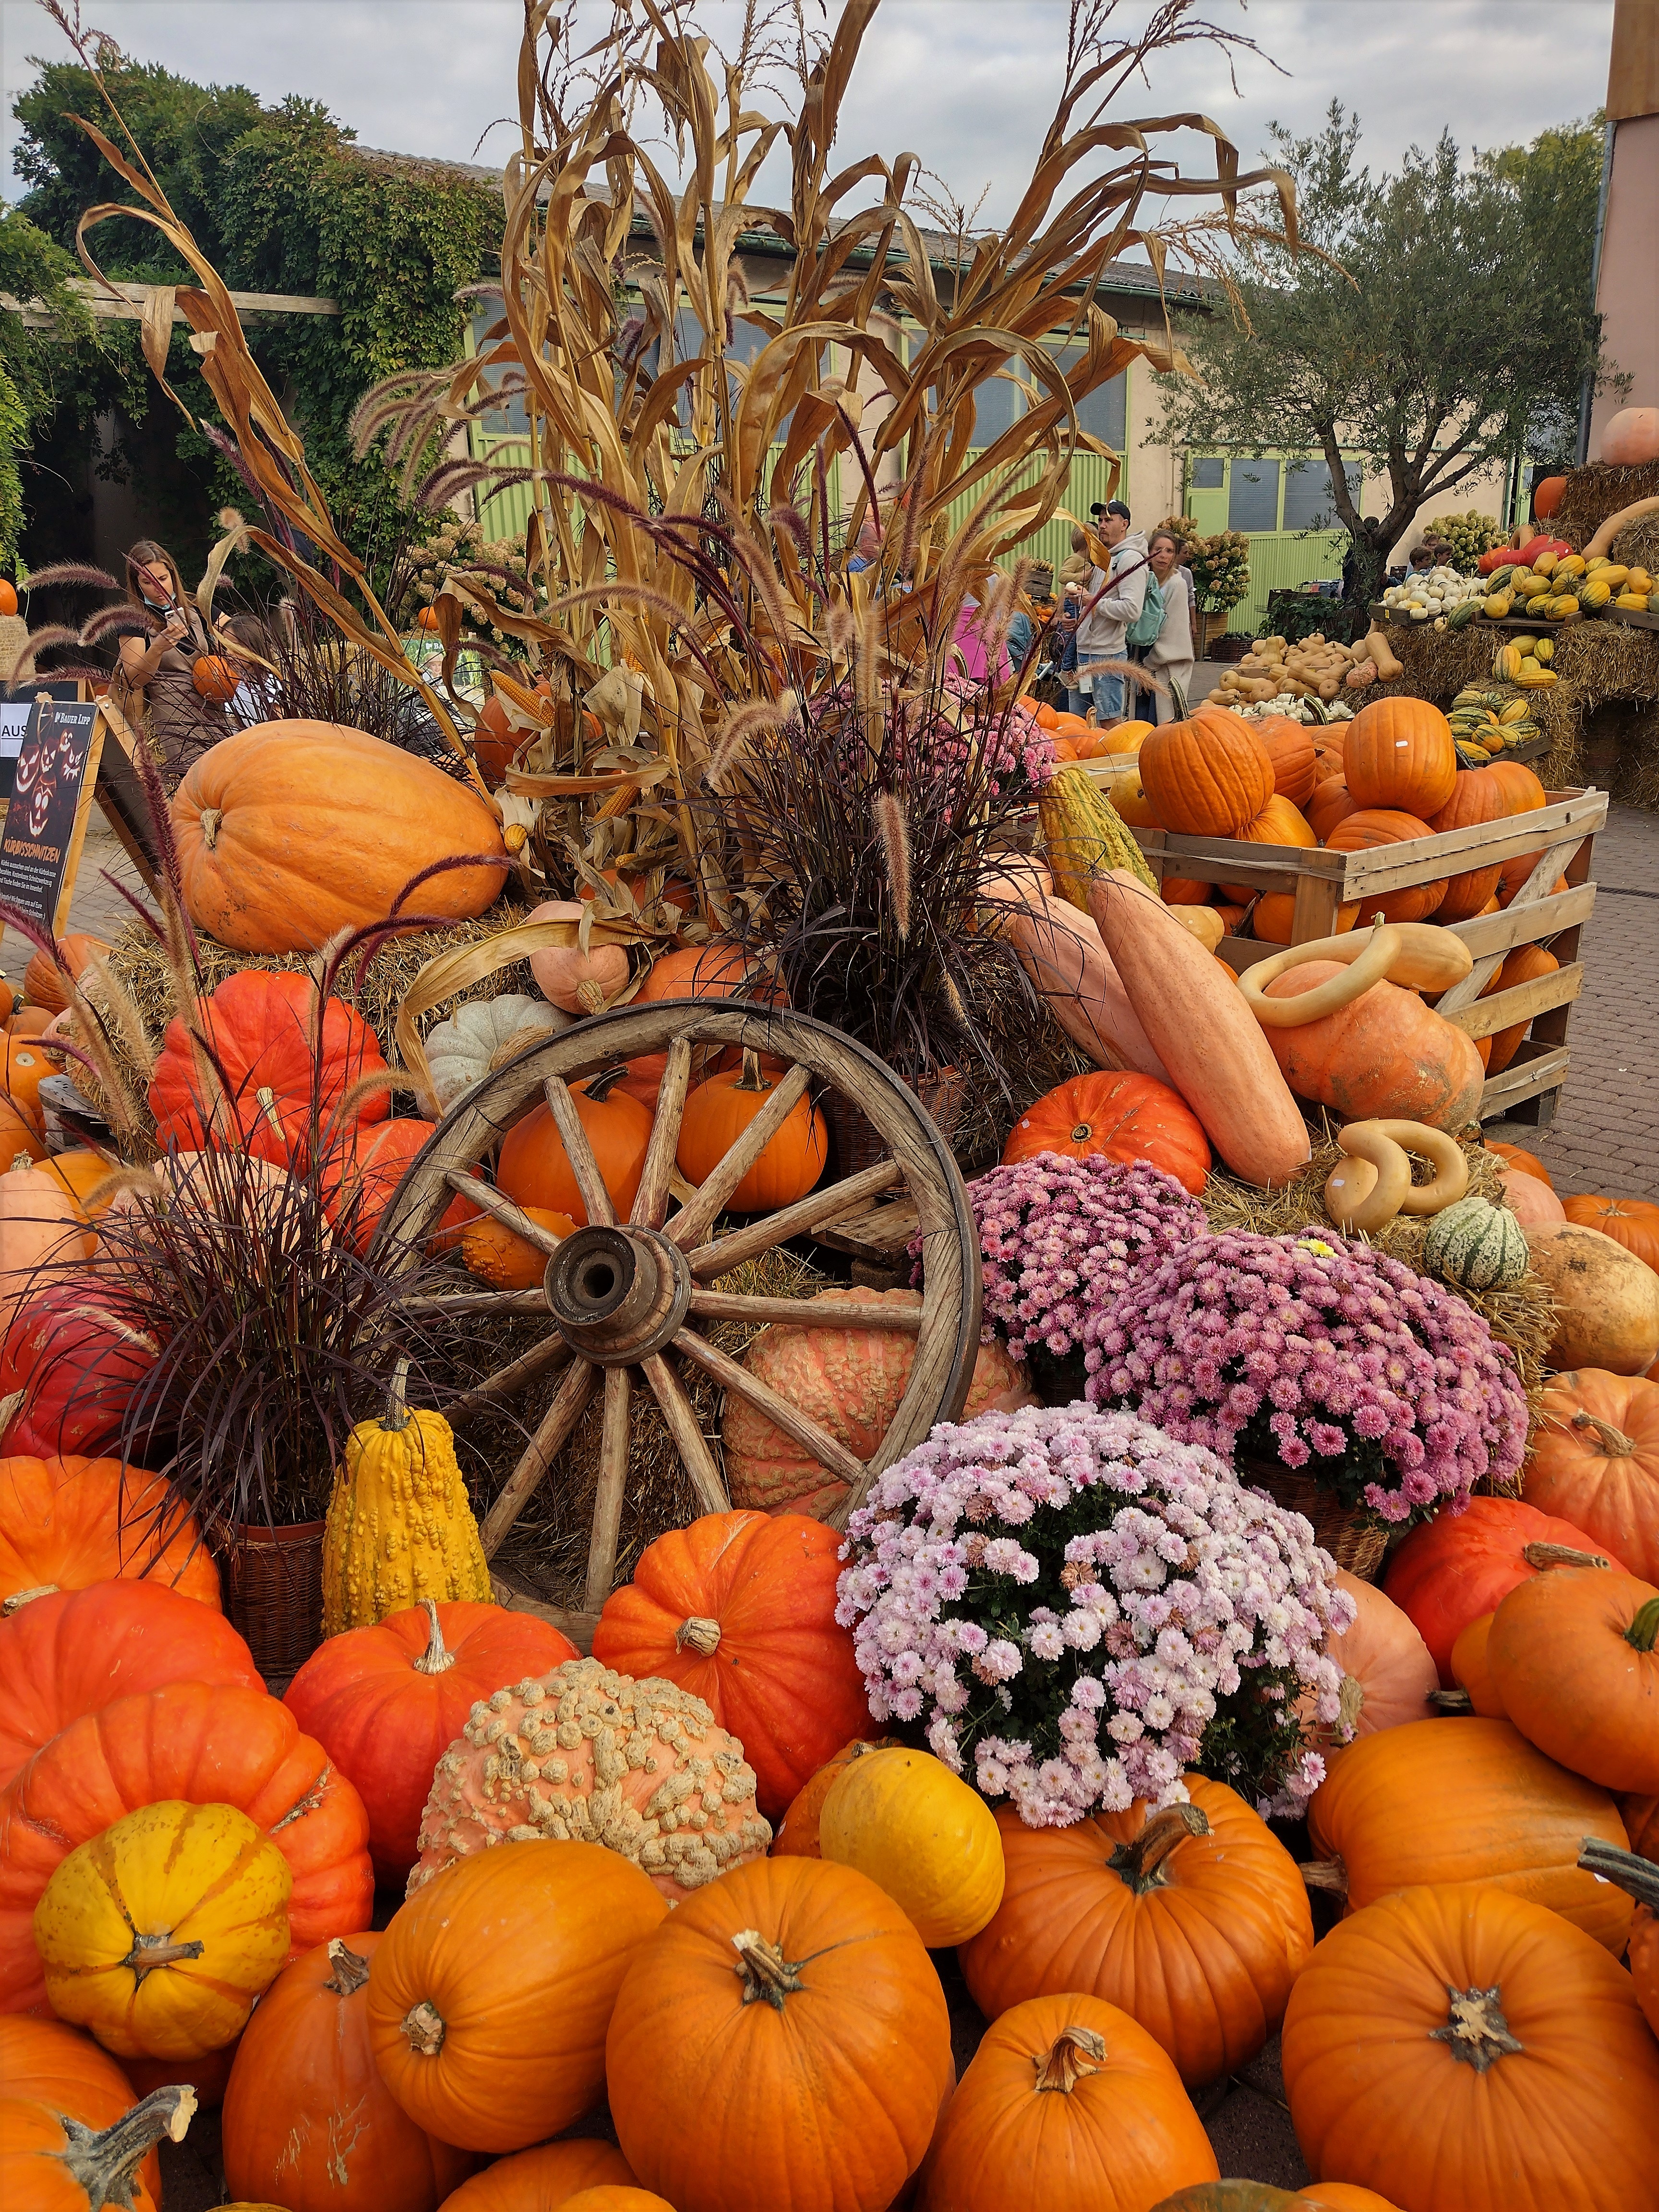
top-left (0, 697), bottom-right (106, 937)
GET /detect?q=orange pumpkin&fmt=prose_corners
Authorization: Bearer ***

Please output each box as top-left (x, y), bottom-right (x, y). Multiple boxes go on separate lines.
top-left (1342, 698), bottom-right (1457, 817)
top-left (1599, 406), bottom-right (1659, 465)
top-left (471, 694), bottom-right (518, 787)
top-left (1484, 755), bottom-right (1548, 818)
top-left (367, 1841), bottom-right (668, 2154)
top-left (1532, 474), bottom-right (1567, 518)
top-left (0, 2015), bottom-right (163, 2212)
top-left (675, 1050), bottom-right (826, 1212)
top-left (221, 1934), bottom-right (475, 2212)
top-left (1262, 962), bottom-right (1486, 1129)
top-left (1282, 1883), bottom-right (1659, 2212)
top-left (771, 1736), bottom-right (900, 1857)
top-left (1450, 1611), bottom-right (1506, 1718)
top-left (1561, 1195), bottom-right (1659, 1273)
top-left (1139, 709), bottom-right (1275, 836)
top-left (0, 1454), bottom-right (219, 1613)
top-left (497, 1066), bottom-right (651, 1225)
top-left (1249, 894), bottom-right (1296, 944)
top-left (1299, 1567), bottom-right (1438, 1751)
top-left (1161, 877), bottom-right (1214, 905)
top-left (1323, 810), bottom-right (1445, 924)
top-left (1000, 1070), bottom-right (1211, 1192)
top-left (1256, 716), bottom-right (1319, 806)
top-left (919, 1993), bottom-right (1220, 2212)
top-left (604, 1855), bottom-right (954, 2212)
top-left (957, 1777), bottom-right (1312, 2089)
top-left (1427, 768), bottom-right (1510, 921)
top-left (1524, 1370), bottom-right (1658, 1583)
top-left (22, 935), bottom-right (108, 1018)
top-left (1221, 793), bottom-right (1316, 904)
top-left (1486, 1139), bottom-right (1552, 1188)
top-left (437, 2141), bottom-right (642, 2212)
top-left (322, 1118), bottom-right (437, 1253)
top-left (1486, 1567), bottom-right (1659, 1794)
top-left (459, 1206), bottom-right (574, 1289)
top-left (1479, 944), bottom-right (1559, 1074)
top-left (192, 654), bottom-right (240, 704)
top-left (624, 942), bottom-right (783, 1108)
top-left (171, 723), bottom-right (508, 955)
top-left (8, 1006), bottom-right (53, 1038)
top-left (0, 2081), bottom-right (187, 2212)
top-left (38, 1150), bottom-right (120, 1221)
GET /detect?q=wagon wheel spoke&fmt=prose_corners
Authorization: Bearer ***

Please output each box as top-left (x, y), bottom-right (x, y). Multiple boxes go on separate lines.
top-left (639, 1350), bottom-right (729, 1516)
top-left (667, 1062), bottom-right (814, 1251)
top-left (584, 1364), bottom-right (633, 1610)
top-left (448, 1331), bottom-right (572, 1421)
top-left (686, 1158), bottom-right (904, 1280)
top-left (631, 1034), bottom-right (694, 1230)
top-left (686, 1288), bottom-right (921, 1331)
top-left (543, 1074), bottom-right (616, 1227)
top-left (480, 1354), bottom-right (599, 1557)
top-left (396, 1288), bottom-right (551, 1316)
top-left (673, 1324), bottom-right (866, 1491)
top-left (445, 1169), bottom-right (569, 1258)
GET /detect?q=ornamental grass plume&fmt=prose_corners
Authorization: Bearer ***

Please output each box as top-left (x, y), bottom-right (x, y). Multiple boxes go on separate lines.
top-left (1084, 1231), bottom-right (1529, 1525)
top-left (838, 1401), bottom-right (1352, 1826)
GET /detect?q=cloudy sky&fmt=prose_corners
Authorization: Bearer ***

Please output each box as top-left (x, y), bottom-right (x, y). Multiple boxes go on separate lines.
top-left (1, 0), bottom-right (1616, 216)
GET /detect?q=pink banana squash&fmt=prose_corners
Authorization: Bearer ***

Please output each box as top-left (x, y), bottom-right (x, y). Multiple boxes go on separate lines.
top-left (1087, 869), bottom-right (1311, 1186)
top-left (987, 872), bottom-right (1171, 1084)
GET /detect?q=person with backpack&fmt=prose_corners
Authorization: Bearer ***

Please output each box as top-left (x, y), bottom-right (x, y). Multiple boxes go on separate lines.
top-left (1142, 528), bottom-right (1194, 723)
top-left (1074, 501), bottom-right (1154, 724)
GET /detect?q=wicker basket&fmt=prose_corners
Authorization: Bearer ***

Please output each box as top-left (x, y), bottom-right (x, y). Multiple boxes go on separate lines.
top-left (822, 1066), bottom-right (966, 1178)
top-left (225, 1518), bottom-right (327, 1687)
top-left (1236, 1458), bottom-right (1390, 1582)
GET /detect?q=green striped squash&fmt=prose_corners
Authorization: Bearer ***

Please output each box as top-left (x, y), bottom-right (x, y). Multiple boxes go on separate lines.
top-left (1422, 1196), bottom-right (1529, 1290)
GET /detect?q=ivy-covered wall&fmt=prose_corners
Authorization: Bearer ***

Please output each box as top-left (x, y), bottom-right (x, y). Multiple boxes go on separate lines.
top-left (10, 56), bottom-right (501, 585)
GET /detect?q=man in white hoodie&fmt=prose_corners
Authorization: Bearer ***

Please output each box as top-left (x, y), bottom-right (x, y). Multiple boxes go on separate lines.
top-left (1073, 500), bottom-right (1147, 724)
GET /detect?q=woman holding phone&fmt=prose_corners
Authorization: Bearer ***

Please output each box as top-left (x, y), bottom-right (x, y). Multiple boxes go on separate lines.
top-left (116, 540), bottom-right (229, 779)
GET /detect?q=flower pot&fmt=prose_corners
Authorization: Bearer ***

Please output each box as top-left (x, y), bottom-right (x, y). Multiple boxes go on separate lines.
top-left (822, 1065), bottom-right (965, 1179)
top-left (224, 1517), bottom-right (327, 1687)
top-left (1235, 1456), bottom-right (1389, 1582)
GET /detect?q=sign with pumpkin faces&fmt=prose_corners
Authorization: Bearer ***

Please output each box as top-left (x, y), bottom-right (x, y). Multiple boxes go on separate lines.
top-left (0, 696), bottom-right (105, 938)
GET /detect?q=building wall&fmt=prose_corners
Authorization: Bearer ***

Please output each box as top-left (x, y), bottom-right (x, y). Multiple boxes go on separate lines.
top-left (1589, 109), bottom-right (1659, 455)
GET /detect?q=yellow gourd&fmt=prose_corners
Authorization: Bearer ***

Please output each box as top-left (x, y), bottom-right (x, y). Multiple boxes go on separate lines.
top-left (1038, 764), bottom-right (1158, 904)
top-left (818, 1746), bottom-right (1005, 1947)
top-left (1579, 580), bottom-right (1611, 610)
top-left (321, 1358), bottom-right (492, 1632)
top-left (33, 1801), bottom-right (291, 2059)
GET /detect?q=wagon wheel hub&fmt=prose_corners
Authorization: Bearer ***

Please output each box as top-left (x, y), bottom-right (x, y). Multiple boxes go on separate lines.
top-left (545, 1225), bottom-right (692, 1365)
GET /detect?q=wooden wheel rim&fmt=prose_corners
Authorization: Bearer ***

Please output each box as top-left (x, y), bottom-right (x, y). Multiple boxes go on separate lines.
top-left (375, 999), bottom-right (982, 1563)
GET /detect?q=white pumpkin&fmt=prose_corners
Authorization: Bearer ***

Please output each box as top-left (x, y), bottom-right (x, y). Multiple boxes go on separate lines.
top-left (425, 993), bottom-right (568, 1109)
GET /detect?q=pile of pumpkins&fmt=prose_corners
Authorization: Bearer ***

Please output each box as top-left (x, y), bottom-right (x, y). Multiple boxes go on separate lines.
top-left (0, 1379), bottom-right (1656, 2212)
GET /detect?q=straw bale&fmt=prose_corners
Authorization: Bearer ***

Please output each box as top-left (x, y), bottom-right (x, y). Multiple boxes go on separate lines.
top-left (1549, 459), bottom-right (1659, 555)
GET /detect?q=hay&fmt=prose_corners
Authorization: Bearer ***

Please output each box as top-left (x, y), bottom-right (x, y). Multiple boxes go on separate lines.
top-left (1202, 1130), bottom-right (1555, 1427)
top-left (1612, 509), bottom-right (1659, 578)
top-left (952, 938), bottom-right (1096, 1175)
top-left (1549, 460), bottom-right (1659, 557)
top-left (485, 1244), bottom-right (828, 1608)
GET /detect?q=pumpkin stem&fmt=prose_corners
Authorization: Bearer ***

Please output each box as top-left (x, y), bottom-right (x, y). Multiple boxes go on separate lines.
top-left (2, 1584), bottom-right (58, 1615)
top-left (1300, 1857), bottom-right (1348, 1898)
top-left (1032, 2024), bottom-right (1107, 2094)
top-left (11, 1150), bottom-right (36, 1171)
top-left (52, 2083), bottom-right (197, 2209)
top-left (1579, 1837), bottom-right (1659, 1910)
top-left (732, 1929), bottom-right (805, 2011)
top-left (675, 1616), bottom-right (722, 1657)
top-left (576, 978), bottom-right (608, 1015)
top-left (1568, 1410), bottom-right (1636, 1458)
top-left (122, 1931), bottom-right (206, 1981)
top-left (199, 806), bottom-right (222, 849)
top-left (1109, 1802), bottom-right (1209, 1892)
top-left (401, 1999), bottom-right (446, 2056)
top-left (1625, 1596), bottom-right (1659, 1654)
top-left (412, 1597), bottom-right (457, 1675)
top-left (1428, 1687), bottom-right (1475, 1714)
top-left (1335, 1671), bottom-right (1366, 1737)
top-left (1429, 1984), bottom-right (1524, 2072)
top-left (382, 1358), bottom-right (412, 1433)
top-left (734, 1048), bottom-right (771, 1095)
top-left (253, 1086), bottom-right (286, 1143)
top-left (325, 1938), bottom-right (373, 1996)
top-left (1519, 1540), bottom-right (1611, 1572)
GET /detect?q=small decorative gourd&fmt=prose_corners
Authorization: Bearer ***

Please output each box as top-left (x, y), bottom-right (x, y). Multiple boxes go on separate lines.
top-left (423, 994), bottom-right (568, 1113)
top-left (1423, 1195), bottom-right (1529, 1290)
top-left (322, 1360), bottom-right (491, 1634)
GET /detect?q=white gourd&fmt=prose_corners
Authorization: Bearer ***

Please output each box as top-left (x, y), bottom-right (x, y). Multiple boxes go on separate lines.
top-left (425, 993), bottom-right (569, 1110)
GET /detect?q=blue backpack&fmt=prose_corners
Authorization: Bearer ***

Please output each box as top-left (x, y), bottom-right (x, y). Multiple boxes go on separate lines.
top-left (1126, 558), bottom-right (1166, 647)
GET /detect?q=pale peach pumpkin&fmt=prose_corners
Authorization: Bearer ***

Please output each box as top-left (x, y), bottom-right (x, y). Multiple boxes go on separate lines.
top-left (722, 1288), bottom-right (1034, 1519)
top-left (1297, 1568), bottom-right (1439, 1755)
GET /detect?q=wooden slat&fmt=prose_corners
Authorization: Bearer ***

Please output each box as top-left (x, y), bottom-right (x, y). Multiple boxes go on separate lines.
top-left (542, 1076), bottom-right (616, 1228)
top-left (444, 1169), bottom-right (566, 1257)
top-left (673, 1325), bottom-right (868, 1489)
top-left (489, 1569), bottom-right (599, 1654)
top-left (639, 1352), bottom-right (730, 1515)
top-left (686, 1158), bottom-right (903, 1278)
top-left (1442, 962), bottom-right (1583, 1042)
top-left (631, 1035), bottom-right (693, 1230)
top-left (667, 1062), bottom-right (814, 1250)
top-left (688, 1288), bottom-right (923, 1330)
top-left (1479, 1043), bottom-right (1570, 1118)
top-left (1446, 882), bottom-right (1597, 959)
top-left (447, 1333), bottom-right (571, 1420)
top-left (1336, 793), bottom-right (1606, 899)
top-left (583, 1365), bottom-right (633, 1610)
top-left (814, 1191), bottom-right (922, 1262)
top-left (1437, 838), bottom-right (1594, 1013)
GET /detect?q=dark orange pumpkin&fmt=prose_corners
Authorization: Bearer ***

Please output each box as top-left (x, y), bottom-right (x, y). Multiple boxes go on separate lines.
top-left (497, 1065), bottom-right (652, 1225)
top-left (1479, 944), bottom-right (1558, 1074)
top-left (437, 2140), bottom-right (642, 2212)
top-left (675, 1051), bottom-right (826, 1212)
top-left (0, 1454), bottom-right (219, 1613)
top-left (772, 1736), bottom-right (900, 1857)
top-left (1255, 716), bottom-right (1319, 807)
top-left (1161, 878), bottom-right (1214, 905)
top-left (1323, 810), bottom-right (1446, 923)
top-left (1261, 962), bottom-right (1486, 1130)
top-left (22, 935), bottom-right (108, 1019)
top-left (1221, 794), bottom-right (1316, 904)
top-left (624, 942), bottom-right (783, 1109)
top-left (1139, 709), bottom-right (1275, 837)
top-left (1560, 1195), bottom-right (1659, 1274)
top-left (320, 1117), bottom-right (436, 1252)
top-left (0, 2015), bottom-right (164, 2212)
top-left (1486, 1567), bottom-right (1659, 1795)
top-left (1342, 697), bottom-right (1457, 817)
top-left (1001, 1070), bottom-right (1212, 1193)
top-left (1428, 767), bottom-right (1510, 921)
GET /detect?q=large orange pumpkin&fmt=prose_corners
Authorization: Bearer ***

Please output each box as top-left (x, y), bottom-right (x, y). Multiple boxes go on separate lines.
top-left (1139, 710), bottom-right (1275, 836)
top-left (321, 1117), bottom-right (436, 1252)
top-left (368, 1841), bottom-right (668, 2154)
top-left (1221, 794), bottom-right (1317, 904)
top-left (22, 935), bottom-right (108, 1019)
top-left (1524, 1222), bottom-right (1659, 1374)
top-left (1256, 716), bottom-right (1319, 807)
top-left (1303, 1717), bottom-right (1633, 1952)
top-left (1262, 963), bottom-right (1485, 1129)
top-left (1484, 758), bottom-right (1549, 815)
top-left (1341, 698), bottom-right (1457, 818)
top-left (604, 1855), bottom-right (953, 2212)
top-left (1323, 810), bottom-right (1445, 924)
top-left (957, 1777), bottom-right (1312, 2089)
top-left (1599, 405), bottom-right (1659, 465)
top-left (919, 1993), bottom-right (1219, 2212)
top-left (1524, 1370), bottom-right (1658, 1583)
top-left (496, 1067), bottom-right (652, 1225)
top-left (1561, 1195), bottom-right (1659, 1273)
top-left (171, 723), bottom-right (508, 954)
top-left (1428, 767), bottom-right (1510, 921)
top-left (1281, 1884), bottom-right (1659, 2212)
top-left (437, 2140), bottom-right (642, 2212)
top-left (1000, 1070), bottom-right (1211, 1192)
top-left (1450, 1611), bottom-right (1506, 1717)
top-left (0, 1455), bottom-right (219, 1612)
top-left (222, 1933), bottom-right (475, 2212)
top-left (0, 2080), bottom-right (187, 2212)
top-left (675, 1053), bottom-right (826, 1212)
top-left (771, 1736), bottom-right (900, 1857)
top-left (0, 1682), bottom-right (374, 2014)
top-left (0, 2015), bottom-right (163, 2211)
top-left (1479, 944), bottom-right (1558, 1074)
top-left (625, 942), bottom-right (783, 1108)
top-left (590, 1511), bottom-right (868, 1823)
top-left (282, 1599), bottom-right (579, 1884)
top-left (1487, 1567), bottom-right (1659, 1794)
top-left (1382, 1492), bottom-right (1625, 1683)
top-left (0, 1580), bottom-right (258, 1792)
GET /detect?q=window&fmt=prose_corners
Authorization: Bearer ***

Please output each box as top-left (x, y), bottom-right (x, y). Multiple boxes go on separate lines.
top-left (1049, 349), bottom-right (1128, 450)
top-left (1228, 457), bottom-right (1281, 534)
top-left (470, 308), bottom-right (529, 439)
top-left (973, 370), bottom-right (1021, 447)
top-left (1190, 455), bottom-right (1225, 490)
top-left (1282, 457), bottom-right (1362, 531)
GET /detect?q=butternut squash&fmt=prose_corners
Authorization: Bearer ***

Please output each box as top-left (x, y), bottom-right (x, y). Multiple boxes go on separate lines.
top-left (988, 873), bottom-right (1171, 1085)
top-left (1086, 870), bottom-right (1312, 1186)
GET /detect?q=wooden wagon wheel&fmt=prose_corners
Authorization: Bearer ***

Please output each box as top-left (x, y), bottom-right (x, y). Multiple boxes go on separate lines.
top-left (375, 1000), bottom-right (983, 1611)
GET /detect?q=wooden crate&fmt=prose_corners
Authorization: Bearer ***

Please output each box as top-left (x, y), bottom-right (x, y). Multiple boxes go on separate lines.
top-left (1130, 788), bottom-right (1608, 1129)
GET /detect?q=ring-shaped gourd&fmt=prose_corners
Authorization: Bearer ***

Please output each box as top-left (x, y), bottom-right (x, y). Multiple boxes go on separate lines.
top-left (1324, 1119), bottom-right (1470, 1234)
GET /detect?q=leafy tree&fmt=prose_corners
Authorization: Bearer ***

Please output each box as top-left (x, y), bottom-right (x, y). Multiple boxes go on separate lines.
top-left (1156, 104), bottom-right (1610, 608)
top-left (0, 199), bottom-right (120, 562)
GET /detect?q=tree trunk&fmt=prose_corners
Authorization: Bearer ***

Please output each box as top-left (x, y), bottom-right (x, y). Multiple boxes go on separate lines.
top-left (1342, 530), bottom-right (1390, 617)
